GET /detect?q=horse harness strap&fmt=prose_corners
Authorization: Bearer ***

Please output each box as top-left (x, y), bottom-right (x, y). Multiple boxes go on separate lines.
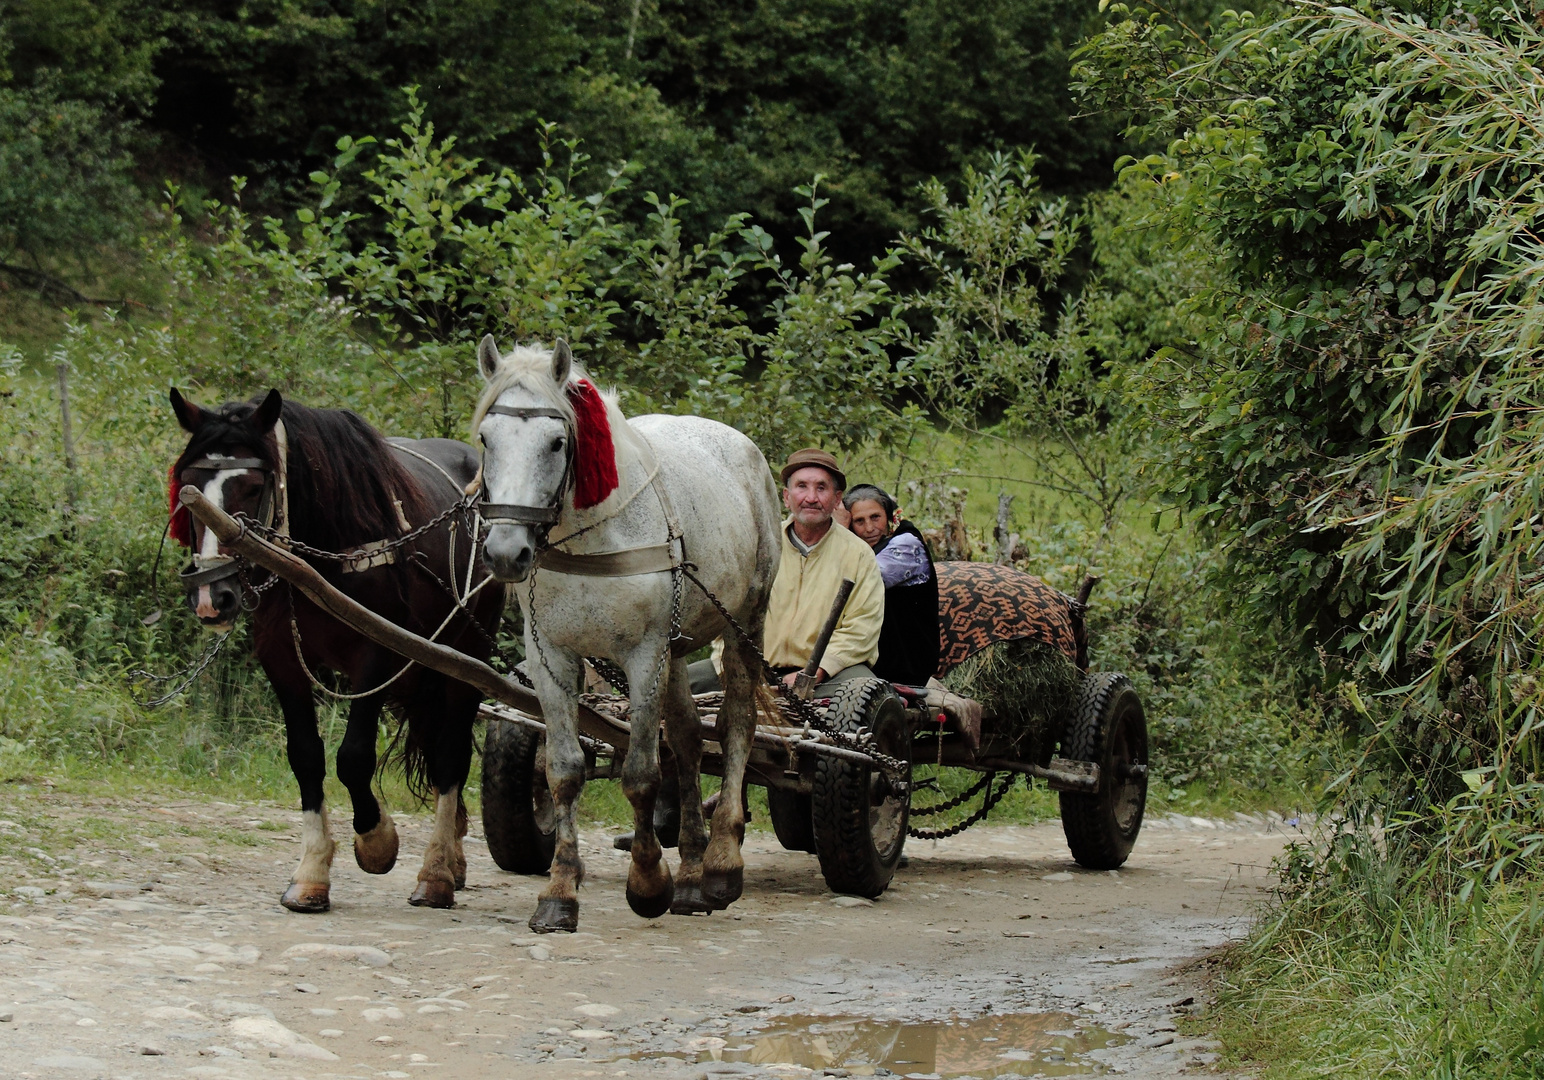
top-left (537, 432), bottom-right (685, 579)
top-left (536, 542), bottom-right (677, 577)
top-left (369, 441), bottom-right (478, 574)
top-left (482, 502), bottom-right (562, 526)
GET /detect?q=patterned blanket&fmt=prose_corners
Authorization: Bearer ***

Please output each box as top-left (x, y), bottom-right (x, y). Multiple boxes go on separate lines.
top-left (934, 561), bottom-right (1086, 676)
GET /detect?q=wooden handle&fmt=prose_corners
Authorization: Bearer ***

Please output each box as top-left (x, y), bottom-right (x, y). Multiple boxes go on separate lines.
top-left (803, 577), bottom-right (856, 679)
top-left (1075, 575), bottom-right (1101, 608)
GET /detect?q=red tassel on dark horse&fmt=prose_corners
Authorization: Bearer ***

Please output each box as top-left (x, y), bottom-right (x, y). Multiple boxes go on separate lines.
top-left (568, 378), bottom-right (619, 509)
top-left (168, 464), bottom-right (192, 547)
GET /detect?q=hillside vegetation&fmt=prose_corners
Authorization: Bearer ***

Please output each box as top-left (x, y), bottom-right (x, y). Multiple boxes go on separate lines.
top-left (7, 0), bottom-right (1544, 1072)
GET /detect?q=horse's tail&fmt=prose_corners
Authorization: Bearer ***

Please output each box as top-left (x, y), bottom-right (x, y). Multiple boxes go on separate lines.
top-left (752, 678), bottom-right (782, 730)
top-left (379, 696), bottom-right (434, 806)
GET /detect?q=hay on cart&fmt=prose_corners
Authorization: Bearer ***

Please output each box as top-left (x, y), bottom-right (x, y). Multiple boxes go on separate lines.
top-left (933, 561), bottom-right (1087, 756)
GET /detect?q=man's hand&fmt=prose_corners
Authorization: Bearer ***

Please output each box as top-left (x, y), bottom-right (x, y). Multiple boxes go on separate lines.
top-left (783, 668), bottom-right (828, 688)
top-left (832, 501), bottom-right (851, 528)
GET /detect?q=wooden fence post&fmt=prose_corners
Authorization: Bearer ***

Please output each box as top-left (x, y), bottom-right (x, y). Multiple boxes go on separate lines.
top-left (57, 362), bottom-right (78, 515)
top-left (994, 491), bottom-right (1014, 564)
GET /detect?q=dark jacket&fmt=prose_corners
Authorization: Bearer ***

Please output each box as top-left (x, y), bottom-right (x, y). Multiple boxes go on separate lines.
top-left (871, 520), bottom-right (939, 685)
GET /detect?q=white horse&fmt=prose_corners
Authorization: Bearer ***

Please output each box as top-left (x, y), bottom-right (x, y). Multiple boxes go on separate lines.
top-left (473, 336), bottom-right (781, 932)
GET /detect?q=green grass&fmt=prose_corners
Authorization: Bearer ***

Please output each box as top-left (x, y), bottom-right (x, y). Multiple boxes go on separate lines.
top-left (846, 426), bottom-right (1119, 552)
top-left (1211, 873), bottom-right (1544, 1078)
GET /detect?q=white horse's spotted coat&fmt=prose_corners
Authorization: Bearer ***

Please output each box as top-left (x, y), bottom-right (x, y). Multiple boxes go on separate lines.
top-left (474, 338), bottom-right (782, 926)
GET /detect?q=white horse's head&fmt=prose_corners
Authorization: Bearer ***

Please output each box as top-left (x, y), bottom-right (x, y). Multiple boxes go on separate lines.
top-left (473, 335), bottom-right (578, 582)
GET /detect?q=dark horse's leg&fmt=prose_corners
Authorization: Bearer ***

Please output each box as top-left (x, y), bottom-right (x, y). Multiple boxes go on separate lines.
top-left (265, 664), bottom-right (334, 913)
top-left (336, 657), bottom-right (398, 876)
top-left (408, 672), bottom-right (478, 909)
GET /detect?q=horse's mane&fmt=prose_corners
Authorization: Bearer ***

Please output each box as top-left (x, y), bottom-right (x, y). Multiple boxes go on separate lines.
top-left (174, 395), bottom-right (430, 551)
top-left (470, 344), bottom-right (625, 433)
top-left (471, 344), bottom-right (630, 509)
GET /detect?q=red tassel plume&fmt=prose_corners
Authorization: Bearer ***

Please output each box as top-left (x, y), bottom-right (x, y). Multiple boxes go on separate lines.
top-left (168, 463), bottom-right (193, 547)
top-left (567, 378), bottom-right (619, 510)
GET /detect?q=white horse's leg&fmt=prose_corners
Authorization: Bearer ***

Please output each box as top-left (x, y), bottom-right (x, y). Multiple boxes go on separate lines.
top-left (529, 645), bottom-right (586, 933)
top-left (619, 635), bottom-right (674, 918)
top-left (662, 656), bottom-right (711, 914)
top-left (701, 626), bottom-right (759, 909)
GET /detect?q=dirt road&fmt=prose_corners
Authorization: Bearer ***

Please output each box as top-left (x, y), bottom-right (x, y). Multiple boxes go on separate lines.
top-left (0, 791), bottom-right (1298, 1079)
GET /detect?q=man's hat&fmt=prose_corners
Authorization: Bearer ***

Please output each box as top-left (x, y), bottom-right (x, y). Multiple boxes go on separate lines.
top-left (780, 447), bottom-right (846, 490)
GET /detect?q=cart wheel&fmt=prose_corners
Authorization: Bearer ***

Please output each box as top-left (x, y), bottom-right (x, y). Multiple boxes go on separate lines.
top-left (481, 718), bottom-right (556, 874)
top-left (811, 678), bottom-right (911, 897)
top-left (767, 787), bottom-right (816, 853)
top-left (1058, 672), bottom-right (1147, 870)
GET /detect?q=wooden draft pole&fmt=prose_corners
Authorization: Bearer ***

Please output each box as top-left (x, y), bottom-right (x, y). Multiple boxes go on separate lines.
top-left (180, 486), bottom-right (890, 773)
top-left (178, 485), bottom-right (631, 752)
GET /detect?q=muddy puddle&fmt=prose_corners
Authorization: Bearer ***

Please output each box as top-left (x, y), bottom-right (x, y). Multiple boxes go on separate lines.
top-left (628, 1011), bottom-right (1129, 1077)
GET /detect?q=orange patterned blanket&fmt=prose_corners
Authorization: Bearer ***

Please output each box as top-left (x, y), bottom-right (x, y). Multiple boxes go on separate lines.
top-left (934, 562), bottom-right (1086, 676)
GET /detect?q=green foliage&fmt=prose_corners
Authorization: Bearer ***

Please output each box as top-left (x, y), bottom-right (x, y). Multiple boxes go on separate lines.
top-left (634, 0), bottom-right (1122, 242)
top-left (899, 151), bottom-right (1149, 538)
top-left (0, 0), bottom-right (162, 113)
top-left (211, 103), bottom-right (910, 453)
top-left (1078, 2), bottom-right (1544, 1071)
top-left (1077, 0), bottom-right (1544, 786)
top-left (1219, 816), bottom-right (1544, 1078)
top-left (58, 0), bottom-right (1122, 260)
top-left (0, 83), bottom-right (137, 266)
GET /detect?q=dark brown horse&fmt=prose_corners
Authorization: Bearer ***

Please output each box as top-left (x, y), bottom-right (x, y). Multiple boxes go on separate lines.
top-left (168, 387), bottom-right (503, 912)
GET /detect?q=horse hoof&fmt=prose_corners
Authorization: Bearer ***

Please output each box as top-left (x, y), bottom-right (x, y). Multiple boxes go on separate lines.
top-left (353, 823), bottom-right (399, 875)
top-left (669, 881), bottom-right (714, 916)
top-left (529, 897), bottom-right (579, 933)
top-left (701, 867), bottom-right (744, 911)
top-left (453, 869), bottom-right (467, 890)
top-left (626, 881), bottom-right (674, 920)
top-left (408, 879), bottom-right (455, 909)
top-left (280, 882), bottom-right (330, 913)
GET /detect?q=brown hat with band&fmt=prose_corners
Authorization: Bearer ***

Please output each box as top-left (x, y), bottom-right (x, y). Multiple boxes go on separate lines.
top-left (780, 447), bottom-right (846, 490)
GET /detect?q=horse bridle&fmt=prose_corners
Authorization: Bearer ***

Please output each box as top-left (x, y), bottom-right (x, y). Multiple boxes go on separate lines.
top-left (178, 423), bottom-right (290, 590)
top-left (478, 404), bottom-right (574, 540)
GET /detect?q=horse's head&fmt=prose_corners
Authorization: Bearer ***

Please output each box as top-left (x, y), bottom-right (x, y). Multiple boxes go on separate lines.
top-left (168, 387), bottom-right (284, 631)
top-left (473, 336), bottom-right (578, 582)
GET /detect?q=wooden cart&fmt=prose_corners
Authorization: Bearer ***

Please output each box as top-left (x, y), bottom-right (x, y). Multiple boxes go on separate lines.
top-left (183, 487), bottom-right (1148, 901)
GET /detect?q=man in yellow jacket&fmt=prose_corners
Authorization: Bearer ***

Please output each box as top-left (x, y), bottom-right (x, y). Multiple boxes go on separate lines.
top-left (624, 448), bottom-right (884, 853)
top-left (763, 448), bottom-right (884, 688)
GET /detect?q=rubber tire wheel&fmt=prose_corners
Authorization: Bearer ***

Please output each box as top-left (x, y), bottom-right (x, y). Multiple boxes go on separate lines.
top-left (1058, 672), bottom-right (1148, 870)
top-left (481, 719), bottom-right (557, 874)
top-left (811, 679), bottom-right (911, 897)
top-left (766, 787), bottom-right (817, 853)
